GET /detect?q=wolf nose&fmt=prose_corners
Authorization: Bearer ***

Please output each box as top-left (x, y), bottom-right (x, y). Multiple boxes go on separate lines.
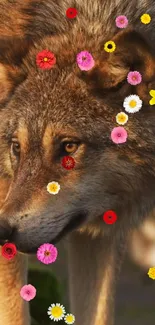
top-left (0, 220), bottom-right (12, 241)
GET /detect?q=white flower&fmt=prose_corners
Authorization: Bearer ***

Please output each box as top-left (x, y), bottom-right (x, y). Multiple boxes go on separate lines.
top-left (47, 303), bottom-right (66, 321)
top-left (64, 313), bottom-right (75, 324)
top-left (47, 181), bottom-right (60, 195)
top-left (123, 94), bottom-right (142, 113)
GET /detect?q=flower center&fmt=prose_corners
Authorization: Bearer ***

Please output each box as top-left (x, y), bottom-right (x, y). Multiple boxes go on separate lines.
top-left (6, 248), bottom-right (12, 254)
top-left (107, 44), bottom-right (113, 49)
top-left (129, 100), bottom-right (137, 108)
top-left (66, 159), bottom-right (71, 165)
top-left (26, 290), bottom-right (30, 295)
top-left (117, 133), bottom-right (122, 137)
top-left (44, 250), bottom-right (50, 256)
top-left (49, 184), bottom-right (57, 192)
top-left (82, 56), bottom-right (87, 61)
top-left (44, 57), bottom-right (48, 62)
top-left (120, 19), bottom-right (124, 24)
top-left (52, 306), bottom-right (63, 317)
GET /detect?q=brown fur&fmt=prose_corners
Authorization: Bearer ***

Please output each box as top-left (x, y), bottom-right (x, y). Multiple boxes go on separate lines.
top-left (0, 249), bottom-right (29, 325)
top-left (1, 1), bottom-right (155, 325)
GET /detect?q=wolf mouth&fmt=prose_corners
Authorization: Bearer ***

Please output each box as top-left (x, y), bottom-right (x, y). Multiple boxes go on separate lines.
top-left (0, 211), bottom-right (88, 253)
top-left (23, 211), bottom-right (88, 253)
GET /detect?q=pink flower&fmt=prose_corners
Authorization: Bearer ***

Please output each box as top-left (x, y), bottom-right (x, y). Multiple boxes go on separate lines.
top-left (37, 243), bottom-right (58, 264)
top-left (115, 15), bottom-right (128, 28)
top-left (127, 71), bottom-right (142, 85)
top-left (111, 127), bottom-right (128, 144)
top-left (76, 51), bottom-right (95, 71)
top-left (20, 284), bottom-right (36, 301)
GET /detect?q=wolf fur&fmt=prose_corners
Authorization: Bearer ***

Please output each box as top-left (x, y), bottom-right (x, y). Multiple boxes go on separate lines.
top-left (0, 1), bottom-right (155, 324)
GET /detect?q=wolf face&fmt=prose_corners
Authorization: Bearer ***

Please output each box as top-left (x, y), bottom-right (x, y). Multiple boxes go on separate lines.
top-left (1, 3), bottom-right (155, 253)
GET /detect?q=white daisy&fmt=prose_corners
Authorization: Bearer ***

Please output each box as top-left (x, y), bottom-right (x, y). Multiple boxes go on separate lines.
top-left (123, 94), bottom-right (142, 113)
top-left (47, 303), bottom-right (65, 321)
top-left (64, 313), bottom-right (75, 324)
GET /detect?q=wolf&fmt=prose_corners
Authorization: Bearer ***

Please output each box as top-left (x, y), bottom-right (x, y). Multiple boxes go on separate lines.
top-left (0, 0), bottom-right (155, 324)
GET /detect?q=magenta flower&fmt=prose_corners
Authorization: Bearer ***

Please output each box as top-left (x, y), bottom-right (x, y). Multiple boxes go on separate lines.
top-left (111, 127), bottom-right (128, 144)
top-left (127, 71), bottom-right (142, 85)
top-left (115, 15), bottom-right (128, 28)
top-left (20, 284), bottom-right (36, 301)
top-left (76, 51), bottom-right (95, 71)
top-left (37, 243), bottom-right (58, 264)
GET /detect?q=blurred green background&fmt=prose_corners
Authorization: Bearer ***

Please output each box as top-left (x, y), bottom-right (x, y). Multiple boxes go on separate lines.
top-left (29, 240), bottom-right (155, 325)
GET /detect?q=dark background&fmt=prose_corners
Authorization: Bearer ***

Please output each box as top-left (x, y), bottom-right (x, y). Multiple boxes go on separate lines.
top-left (29, 240), bottom-right (155, 325)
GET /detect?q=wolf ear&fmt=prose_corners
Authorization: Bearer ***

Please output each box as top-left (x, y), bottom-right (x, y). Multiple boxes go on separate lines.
top-left (82, 29), bottom-right (155, 102)
top-left (0, 37), bottom-right (31, 106)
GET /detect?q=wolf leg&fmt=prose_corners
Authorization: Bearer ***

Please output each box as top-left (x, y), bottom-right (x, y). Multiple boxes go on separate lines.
top-left (68, 231), bottom-right (126, 325)
top-left (0, 249), bottom-right (30, 325)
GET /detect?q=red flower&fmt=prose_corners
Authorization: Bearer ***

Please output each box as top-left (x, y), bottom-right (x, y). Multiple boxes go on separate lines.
top-left (2, 243), bottom-right (17, 260)
top-left (62, 156), bottom-right (75, 170)
top-left (103, 210), bottom-right (118, 224)
top-left (36, 50), bottom-right (56, 69)
top-left (66, 8), bottom-right (78, 19)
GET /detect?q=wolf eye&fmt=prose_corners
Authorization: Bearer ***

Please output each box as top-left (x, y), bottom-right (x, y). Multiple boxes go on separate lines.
top-left (11, 141), bottom-right (21, 157)
top-left (63, 142), bottom-right (79, 154)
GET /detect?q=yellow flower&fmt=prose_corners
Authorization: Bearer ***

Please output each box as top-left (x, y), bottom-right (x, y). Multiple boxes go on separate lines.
top-left (47, 181), bottom-right (60, 195)
top-left (116, 112), bottom-right (128, 125)
top-left (104, 41), bottom-right (116, 53)
top-left (147, 267), bottom-right (155, 280)
top-left (64, 313), bottom-right (75, 324)
top-left (149, 89), bottom-right (155, 105)
top-left (140, 13), bottom-right (151, 24)
top-left (47, 303), bottom-right (65, 321)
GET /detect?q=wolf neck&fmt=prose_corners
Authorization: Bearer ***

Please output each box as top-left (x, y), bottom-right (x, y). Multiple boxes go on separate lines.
top-left (0, 249), bottom-right (30, 325)
top-left (68, 231), bottom-right (126, 325)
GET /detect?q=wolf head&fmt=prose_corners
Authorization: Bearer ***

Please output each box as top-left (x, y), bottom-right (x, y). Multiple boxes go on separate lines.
top-left (0, 12), bottom-right (155, 253)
